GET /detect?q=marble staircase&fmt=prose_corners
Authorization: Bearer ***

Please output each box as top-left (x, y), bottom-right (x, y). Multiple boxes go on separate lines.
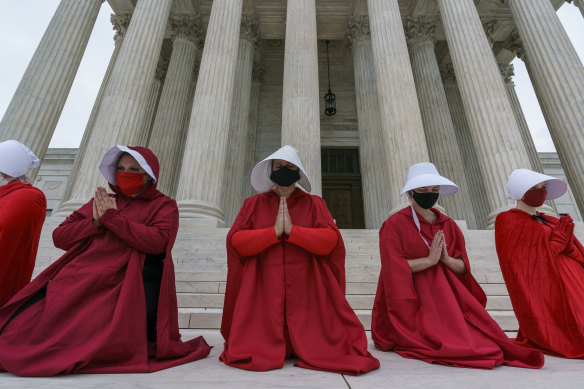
top-left (34, 217), bottom-right (584, 332)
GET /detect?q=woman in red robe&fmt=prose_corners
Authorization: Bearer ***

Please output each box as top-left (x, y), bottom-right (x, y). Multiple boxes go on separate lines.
top-left (372, 162), bottom-right (544, 369)
top-left (220, 145), bottom-right (379, 375)
top-left (0, 145), bottom-right (210, 376)
top-left (0, 140), bottom-right (46, 307)
top-left (495, 168), bottom-right (584, 358)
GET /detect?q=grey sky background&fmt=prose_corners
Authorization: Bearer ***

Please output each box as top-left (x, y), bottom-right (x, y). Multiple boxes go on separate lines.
top-left (0, 1), bottom-right (582, 151)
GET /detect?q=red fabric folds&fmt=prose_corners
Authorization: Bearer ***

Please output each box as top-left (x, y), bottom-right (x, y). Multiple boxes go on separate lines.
top-left (220, 188), bottom-right (379, 375)
top-left (0, 181), bottom-right (46, 307)
top-left (495, 209), bottom-right (584, 358)
top-left (0, 147), bottom-right (210, 376)
top-left (372, 207), bottom-right (544, 369)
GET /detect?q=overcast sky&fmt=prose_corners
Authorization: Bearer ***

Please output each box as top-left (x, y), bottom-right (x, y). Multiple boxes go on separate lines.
top-left (0, 1), bottom-right (583, 151)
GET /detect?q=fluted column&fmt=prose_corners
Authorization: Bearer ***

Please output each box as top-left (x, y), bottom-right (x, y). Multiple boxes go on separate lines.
top-left (57, 14), bottom-right (130, 215)
top-left (281, 0), bottom-right (322, 195)
top-left (508, 0), bottom-right (584, 216)
top-left (0, 0), bottom-right (103, 180)
top-left (441, 66), bottom-right (490, 229)
top-left (223, 16), bottom-right (259, 225)
top-left (406, 16), bottom-right (476, 228)
top-left (59, 0), bottom-right (173, 210)
top-left (367, 0), bottom-right (430, 211)
top-left (346, 16), bottom-right (392, 229)
top-left (175, 0), bottom-right (243, 225)
top-left (245, 64), bottom-right (263, 199)
top-left (567, 0), bottom-right (584, 17)
top-left (498, 64), bottom-right (542, 172)
top-left (437, 0), bottom-right (533, 227)
top-left (148, 15), bottom-right (202, 196)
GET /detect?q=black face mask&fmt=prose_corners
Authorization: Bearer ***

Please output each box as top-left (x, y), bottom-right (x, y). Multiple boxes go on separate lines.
top-left (412, 191), bottom-right (439, 209)
top-left (270, 166), bottom-right (300, 187)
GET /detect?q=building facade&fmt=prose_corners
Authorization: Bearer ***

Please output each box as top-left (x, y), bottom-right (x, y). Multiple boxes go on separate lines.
top-left (3, 0), bottom-right (584, 230)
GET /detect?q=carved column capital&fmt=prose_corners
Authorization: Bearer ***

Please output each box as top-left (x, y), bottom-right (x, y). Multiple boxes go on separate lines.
top-left (346, 15), bottom-right (370, 45)
top-left (111, 14), bottom-right (131, 43)
top-left (170, 14), bottom-right (203, 45)
top-left (499, 63), bottom-right (515, 84)
top-left (155, 58), bottom-right (169, 82)
top-left (502, 29), bottom-right (528, 62)
top-left (439, 63), bottom-right (457, 85)
top-left (480, 17), bottom-right (497, 48)
top-left (240, 15), bottom-right (260, 47)
top-left (405, 16), bottom-right (437, 47)
top-left (252, 62), bottom-right (265, 83)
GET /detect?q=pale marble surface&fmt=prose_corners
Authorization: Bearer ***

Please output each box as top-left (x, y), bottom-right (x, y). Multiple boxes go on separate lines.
top-left (1, 330), bottom-right (582, 388)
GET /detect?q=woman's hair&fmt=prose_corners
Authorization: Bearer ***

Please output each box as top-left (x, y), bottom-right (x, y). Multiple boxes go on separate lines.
top-left (0, 171), bottom-right (30, 184)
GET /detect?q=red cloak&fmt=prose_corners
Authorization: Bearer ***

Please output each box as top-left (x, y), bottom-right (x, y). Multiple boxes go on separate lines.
top-left (0, 147), bottom-right (210, 376)
top-left (495, 209), bottom-right (584, 358)
top-left (220, 188), bottom-right (379, 375)
top-left (0, 181), bottom-right (46, 307)
top-left (372, 207), bottom-right (544, 369)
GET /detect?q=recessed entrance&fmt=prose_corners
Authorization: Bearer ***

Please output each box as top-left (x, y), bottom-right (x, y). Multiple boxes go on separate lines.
top-left (321, 148), bottom-right (365, 229)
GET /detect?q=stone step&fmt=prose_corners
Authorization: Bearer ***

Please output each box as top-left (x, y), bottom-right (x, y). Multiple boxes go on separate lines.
top-left (176, 292), bottom-right (514, 312)
top-left (179, 308), bottom-right (519, 332)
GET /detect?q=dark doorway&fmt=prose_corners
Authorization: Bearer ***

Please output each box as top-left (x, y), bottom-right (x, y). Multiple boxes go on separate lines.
top-left (321, 148), bottom-right (365, 229)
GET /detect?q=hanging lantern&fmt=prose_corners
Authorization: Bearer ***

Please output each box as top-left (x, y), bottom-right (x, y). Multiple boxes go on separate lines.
top-left (324, 40), bottom-right (336, 116)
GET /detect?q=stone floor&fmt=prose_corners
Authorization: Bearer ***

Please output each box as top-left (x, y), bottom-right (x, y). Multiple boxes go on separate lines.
top-left (1, 330), bottom-right (582, 388)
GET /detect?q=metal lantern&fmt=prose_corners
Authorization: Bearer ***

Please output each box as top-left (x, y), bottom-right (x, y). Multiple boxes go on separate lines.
top-left (324, 40), bottom-right (336, 116)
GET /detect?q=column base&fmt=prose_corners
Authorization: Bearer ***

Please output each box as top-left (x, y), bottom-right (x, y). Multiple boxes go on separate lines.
top-left (177, 200), bottom-right (225, 227)
top-left (54, 199), bottom-right (88, 217)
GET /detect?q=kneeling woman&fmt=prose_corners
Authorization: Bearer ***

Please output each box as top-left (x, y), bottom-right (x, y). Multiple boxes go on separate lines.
top-left (0, 146), bottom-right (210, 376)
top-left (220, 145), bottom-right (379, 375)
top-left (495, 168), bottom-right (584, 358)
top-left (371, 162), bottom-right (543, 369)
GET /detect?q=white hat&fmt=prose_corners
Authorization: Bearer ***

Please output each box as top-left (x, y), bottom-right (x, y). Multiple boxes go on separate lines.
top-left (0, 140), bottom-right (40, 177)
top-left (251, 145), bottom-right (311, 193)
top-left (400, 162), bottom-right (459, 196)
top-left (506, 168), bottom-right (567, 200)
top-left (99, 145), bottom-right (157, 185)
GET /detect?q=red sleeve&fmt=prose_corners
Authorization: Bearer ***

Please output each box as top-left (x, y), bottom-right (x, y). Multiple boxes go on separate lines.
top-left (231, 227), bottom-right (280, 256)
top-left (286, 225), bottom-right (338, 255)
top-left (98, 201), bottom-right (178, 255)
top-left (52, 200), bottom-right (101, 251)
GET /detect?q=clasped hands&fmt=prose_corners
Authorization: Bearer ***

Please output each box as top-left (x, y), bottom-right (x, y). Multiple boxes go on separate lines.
top-left (92, 186), bottom-right (117, 228)
top-left (550, 215), bottom-right (575, 255)
top-left (427, 230), bottom-right (450, 266)
top-left (274, 197), bottom-right (292, 238)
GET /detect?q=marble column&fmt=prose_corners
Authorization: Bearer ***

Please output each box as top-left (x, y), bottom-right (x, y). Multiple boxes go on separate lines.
top-left (367, 0), bottom-right (430, 212)
top-left (437, 0), bottom-right (533, 227)
top-left (346, 15), bottom-right (392, 229)
top-left (223, 16), bottom-right (259, 226)
top-left (148, 15), bottom-right (202, 196)
top-left (59, 0), bottom-right (173, 211)
top-left (245, 63), bottom-right (263, 199)
top-left (175, 0), bottom-right (243, 225)
top-left (508, 0), bottom-right (584, 216)
top-left (498, 64), bottom-right (542, 172)
top-left (441, 65), bottom-right (490, 229)
top-left (139, 58), bottom-right (167, 146)
top-left (57, 14), bottom-right (130, 215)
top-left (281, 0), bottom-right (322, 196)
top-left (0, 0), bottom-right (103, 180)
top-left (567, 0), bottom-right (584, 18)
top-left (406, 16), bottom-right (477, 228)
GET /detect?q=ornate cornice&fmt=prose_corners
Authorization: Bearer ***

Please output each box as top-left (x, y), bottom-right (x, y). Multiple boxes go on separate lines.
top-left (405, 16), bottom-right (437, 47)
top-left (502, 29), bottom-right (527, 62)
top-left (240, 15), bottom-right (260, 47)
top-left (480, 16), bottom-right (497, 48)
top-left (111, 14), bottom-right (131, 43)
top-left (345, 15), bottom-right (370, 46)
top-left (170, 14), bottom-right (204, 45)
